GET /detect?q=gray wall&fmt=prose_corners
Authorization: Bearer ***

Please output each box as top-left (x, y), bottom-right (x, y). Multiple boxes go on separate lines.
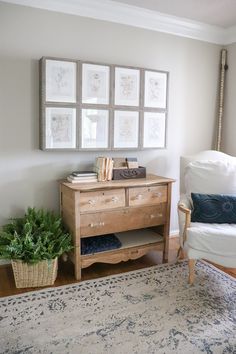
top-left (0, 2), bottom-right (220, 232)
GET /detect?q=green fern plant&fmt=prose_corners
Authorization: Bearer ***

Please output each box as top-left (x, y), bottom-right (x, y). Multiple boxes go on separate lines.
top-left (0, 208), bottom-right (73, 263)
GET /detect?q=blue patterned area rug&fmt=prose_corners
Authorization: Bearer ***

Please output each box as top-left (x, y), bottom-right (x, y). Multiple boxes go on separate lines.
top-left (0, 260), bottom-right (235, 354)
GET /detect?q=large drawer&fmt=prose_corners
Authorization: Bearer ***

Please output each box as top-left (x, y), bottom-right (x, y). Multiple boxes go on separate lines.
top-left (128, 185), bottom-right (167, 207)
top-left (80, 188), bottom-right (125, 212)
top-left (80, 204), bottom-right (166, 237)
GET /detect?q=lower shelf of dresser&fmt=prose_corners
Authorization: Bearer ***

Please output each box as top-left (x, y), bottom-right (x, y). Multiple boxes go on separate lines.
top-left (79, 229), bottom-right (164, 269)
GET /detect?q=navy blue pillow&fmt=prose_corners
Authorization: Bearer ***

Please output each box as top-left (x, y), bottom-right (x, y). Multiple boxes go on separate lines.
top-left (191, 193), bottom-right (236, 223)
top-left (81, 234), bottom-right (122, 255)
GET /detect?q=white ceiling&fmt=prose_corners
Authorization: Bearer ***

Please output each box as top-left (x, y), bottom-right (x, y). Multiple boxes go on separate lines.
top-left (110, 0), bottom-right (236, 28)
top-left (3, 0), bottom-right (236, 44)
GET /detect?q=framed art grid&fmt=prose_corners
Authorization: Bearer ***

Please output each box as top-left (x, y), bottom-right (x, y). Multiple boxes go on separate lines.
top-left (40, 56), bottom-right (169, 151)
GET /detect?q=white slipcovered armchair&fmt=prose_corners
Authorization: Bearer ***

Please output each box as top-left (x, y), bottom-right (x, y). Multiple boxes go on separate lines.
top-left (178, 150), bottom-right (236, 284)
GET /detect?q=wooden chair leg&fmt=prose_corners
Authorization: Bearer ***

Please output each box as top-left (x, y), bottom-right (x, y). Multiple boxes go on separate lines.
top-left (188, 259), bottom-right (196, 285)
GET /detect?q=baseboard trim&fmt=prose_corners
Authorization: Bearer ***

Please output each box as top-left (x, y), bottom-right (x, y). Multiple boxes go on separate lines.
top-left (0, 260), bottom-right (11, 266)
top-left (170, 229), bottom-right (179, 238)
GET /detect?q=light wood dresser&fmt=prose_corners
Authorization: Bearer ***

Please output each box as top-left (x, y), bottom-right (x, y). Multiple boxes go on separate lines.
top-left (60, 174), bottom-right (175, 280)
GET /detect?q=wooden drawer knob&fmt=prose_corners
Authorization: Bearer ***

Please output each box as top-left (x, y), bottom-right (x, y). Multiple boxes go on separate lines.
top-left (111, 196), bottom-right (119, 202)
top-left (154, 192), bottom-right (162, 197)
top-left (88, 199), bottom-right (96, 205)
top-left (135, 194), bottom-right (143, 200)
top-left (150, 213), bottom-right (163, 219)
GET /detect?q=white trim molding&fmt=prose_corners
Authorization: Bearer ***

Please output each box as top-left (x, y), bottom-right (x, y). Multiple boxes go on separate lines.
top-left (0, 259), bottom-right (10, 265)
top-left (3, 0), bottom-right (236, 45)
top-left (170, 229), bottom-right (179, 238)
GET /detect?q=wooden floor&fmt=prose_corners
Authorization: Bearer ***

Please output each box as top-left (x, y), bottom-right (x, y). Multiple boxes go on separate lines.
top-left (0, 237), bottom-right (235, 298)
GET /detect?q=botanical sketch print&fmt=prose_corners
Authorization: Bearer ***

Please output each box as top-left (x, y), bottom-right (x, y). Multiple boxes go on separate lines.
top-left (143, 112), bottom-right (165, 148)
top-left (46, 60), bottom-right (76, 103)
top-left (82, 109), bottom-right (109, 148)
top-left (120, 74), bottom-right (137, 100)
top-left (115, 68), bottom-right (140, 106)
top-left (51, 115), bottom-right (71, 142)
top-left (114, 111), bottom-right (139, 148)
top-left (144, 71), bottom-right (167, 109)
top-left (82, 64), bottom-right (110, 104)
top-left (45, 108), bottom-right (76, 148)
top-left (88, 71), bottom-right (106, 97)
top-left (149, 78), bottom-right (161, 102)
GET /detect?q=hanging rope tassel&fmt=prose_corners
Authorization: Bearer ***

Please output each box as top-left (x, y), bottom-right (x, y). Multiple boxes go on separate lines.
top-left (215, 49), bottom-right (228, 151)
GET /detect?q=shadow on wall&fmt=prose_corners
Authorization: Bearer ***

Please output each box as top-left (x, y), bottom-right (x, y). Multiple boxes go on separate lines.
top-left (31, 58), bottom-right (40, 151)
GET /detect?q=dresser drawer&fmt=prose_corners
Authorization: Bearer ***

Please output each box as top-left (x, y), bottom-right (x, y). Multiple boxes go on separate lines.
top-left (128, 185), bottom-right (167, 207)
top-left (80, 188), bottom-right (125, 212)
top-left (80, 204), bottom-right (166, 237)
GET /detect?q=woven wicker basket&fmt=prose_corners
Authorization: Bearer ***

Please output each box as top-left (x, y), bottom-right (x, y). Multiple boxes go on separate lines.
top-left (11, 258), bottom-right (58, 288)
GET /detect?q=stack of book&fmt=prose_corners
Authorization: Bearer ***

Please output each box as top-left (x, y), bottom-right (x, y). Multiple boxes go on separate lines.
top-left (94, 157), bottom-right (113, 182)
top-left (67, 171), bottom-right (98, 183)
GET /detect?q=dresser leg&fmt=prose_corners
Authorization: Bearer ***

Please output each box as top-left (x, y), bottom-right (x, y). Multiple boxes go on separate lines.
top-left (163, 236), bottom-right (169, 263)
top-left (162, 253), bottom-right (168, 263)
top-left (75, 266), bottom-right (81, 281)
top-left (74, 247), bottom-right (81, 280)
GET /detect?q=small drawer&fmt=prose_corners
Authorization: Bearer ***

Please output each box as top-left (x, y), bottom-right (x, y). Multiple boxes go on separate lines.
top-left (80, 188), bottom-right (125, 212)
top-left (80, 204), bottom-right (166, 237)
top-left (128, 185), bottom-right (167, 207)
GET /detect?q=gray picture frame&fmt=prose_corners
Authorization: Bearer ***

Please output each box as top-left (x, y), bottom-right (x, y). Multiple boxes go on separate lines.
top-left (81, 62), bottom-right (110, 105)
top-left (45, 106), bottom-right (77, 149)
top-left (39, 57), bottom-right (169, 151)
top-left (114, 66), bottom-right (140, 107)
top-left (144, 69), bottom-right (168, 109)
top-left (143, 111), bottom-right (166, 148)
top-left (80, 108), bottom-right (110, 150)
top-left (113, 109), bottom-right (140, 150)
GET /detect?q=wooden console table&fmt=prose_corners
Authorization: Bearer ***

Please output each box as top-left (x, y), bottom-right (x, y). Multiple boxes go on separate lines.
top-left (60, 174), bottom-right (174, 280)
